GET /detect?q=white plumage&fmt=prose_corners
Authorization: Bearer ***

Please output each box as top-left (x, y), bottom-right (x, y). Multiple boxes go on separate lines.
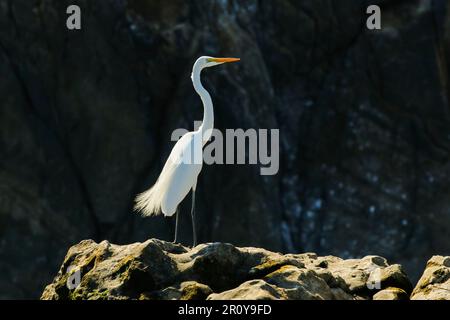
top-left (134, 56), bottom-right (240, 246)
top-left (134, 132), bottom-right (202, 216)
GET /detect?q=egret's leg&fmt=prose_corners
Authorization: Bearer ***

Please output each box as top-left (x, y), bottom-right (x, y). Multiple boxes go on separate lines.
top-left (173, 207), bottom-right (180, 243)
top-left (191, 188), bottom-right (197, 247)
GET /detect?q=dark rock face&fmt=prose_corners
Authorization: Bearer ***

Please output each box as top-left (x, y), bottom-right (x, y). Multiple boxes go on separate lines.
top-left (1, 0), bottom-right (450, 298)
top-left (41, 239), bottom-right (414, 300)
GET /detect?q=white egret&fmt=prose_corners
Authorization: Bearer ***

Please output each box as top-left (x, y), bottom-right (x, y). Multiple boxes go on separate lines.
top-left (134, 56), bottom-right (240, 246)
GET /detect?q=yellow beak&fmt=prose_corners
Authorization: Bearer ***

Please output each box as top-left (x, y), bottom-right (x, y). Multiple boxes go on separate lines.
top-left (209, 57), bottom-right (240, 63)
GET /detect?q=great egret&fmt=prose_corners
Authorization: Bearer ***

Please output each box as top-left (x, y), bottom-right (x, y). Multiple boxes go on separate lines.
top-left (134, 56), bottom-right (240, 246)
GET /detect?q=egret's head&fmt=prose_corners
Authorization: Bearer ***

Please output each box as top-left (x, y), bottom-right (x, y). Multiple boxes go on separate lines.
top-left (197, 56), bottom-right (240, 69)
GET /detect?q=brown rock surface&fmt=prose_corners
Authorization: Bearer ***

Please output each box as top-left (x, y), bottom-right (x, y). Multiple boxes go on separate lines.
top-left (41, 239), bottom-right (413, 300)
top-left (411, 256), bottom-right (450, 300)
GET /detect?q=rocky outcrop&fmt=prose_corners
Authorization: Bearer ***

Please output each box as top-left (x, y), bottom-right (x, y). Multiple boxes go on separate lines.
top-left (373, 287), bottom-right (409, 300)
top-left (41, 239), bottom-right (415, 300)
top-left (411, 256), bottom-right (450, 300)
top-left (2, 0), bottom-right (450, 298)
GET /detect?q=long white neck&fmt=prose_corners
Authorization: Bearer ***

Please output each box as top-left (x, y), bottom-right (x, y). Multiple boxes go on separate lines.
top-left (191, 62), bottom-right (214, 145)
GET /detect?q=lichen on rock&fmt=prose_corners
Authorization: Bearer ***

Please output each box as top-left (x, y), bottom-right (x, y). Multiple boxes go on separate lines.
top-left (41, 239), bottom-right (420, 300)
top-left (411, 256), bottom-right (450, 300)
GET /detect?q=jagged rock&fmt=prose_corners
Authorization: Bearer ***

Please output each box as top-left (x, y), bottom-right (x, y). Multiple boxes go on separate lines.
top-left (263, 266), bottom-right (336, 300)
top-left (411, 256), bottom-right (450, 300)
top-left (373, 287), bottom-right (408, 300)
top-left (140, 281), bottom-right (213, 300)
top-left (41, 239), bottom-right (413, 300)
top-left (208, 280), bottom-right (283, 300)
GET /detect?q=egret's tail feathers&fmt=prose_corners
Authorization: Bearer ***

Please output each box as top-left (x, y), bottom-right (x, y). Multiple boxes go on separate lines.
top-left (134, 185), bottom-right (162, 217)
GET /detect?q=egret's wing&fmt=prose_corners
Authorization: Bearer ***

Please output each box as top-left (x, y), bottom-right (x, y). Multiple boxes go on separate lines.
top-left (160, 133), bottom-right (202, 215)
top-left (134, 132), bottom-right (202, 217)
